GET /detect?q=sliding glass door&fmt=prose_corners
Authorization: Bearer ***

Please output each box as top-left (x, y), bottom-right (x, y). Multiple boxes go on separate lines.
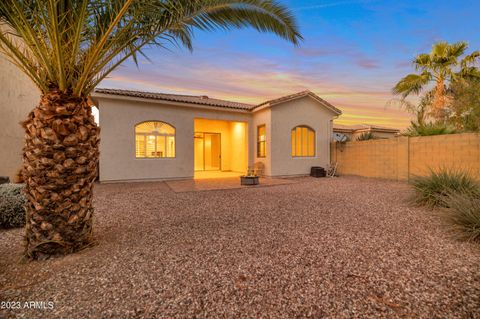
top-left (194, 132), bottom-right (221, 171)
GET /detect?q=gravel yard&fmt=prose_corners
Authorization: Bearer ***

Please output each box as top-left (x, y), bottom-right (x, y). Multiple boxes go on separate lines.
top-left (1, 176), bottom-right (479, 318)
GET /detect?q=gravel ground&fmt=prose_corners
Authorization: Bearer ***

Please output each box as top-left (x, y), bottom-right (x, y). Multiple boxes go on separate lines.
top-left (1, 176), bottom-right (479, 318)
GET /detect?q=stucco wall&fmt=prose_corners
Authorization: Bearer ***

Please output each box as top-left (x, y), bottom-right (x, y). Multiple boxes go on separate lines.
top-left (251, 108), bottom-right (272, 176)
top-left (331, 133), bottom-right (480, 180)
top-left (0, 54), bottom-right (40, 181)
top-left (96, 94), bottom-right (338, 181)
top-left (270, 96), bottom-right (336, 176)
top-left (96, 96), bottom-right (252, 182)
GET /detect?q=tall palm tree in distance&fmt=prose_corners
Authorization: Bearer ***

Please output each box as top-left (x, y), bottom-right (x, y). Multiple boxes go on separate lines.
top-left (393, 41), bottom-right (480, 122)
top-left (0, 0), bottom-right (302, 260)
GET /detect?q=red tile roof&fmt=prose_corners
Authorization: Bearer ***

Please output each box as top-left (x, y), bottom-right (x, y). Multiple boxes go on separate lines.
top-left (94, 88), bottom-right (254, 110)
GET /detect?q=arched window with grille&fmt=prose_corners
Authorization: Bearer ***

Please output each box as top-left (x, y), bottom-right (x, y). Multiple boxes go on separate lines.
top-left (291, 125), bottom-right (315, 157)
top-left (135, 121), bottom-right (175, 158)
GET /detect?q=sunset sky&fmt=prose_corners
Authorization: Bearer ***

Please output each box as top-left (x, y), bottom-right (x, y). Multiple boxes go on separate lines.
top-left (100, 0), bottom-right (480, 129)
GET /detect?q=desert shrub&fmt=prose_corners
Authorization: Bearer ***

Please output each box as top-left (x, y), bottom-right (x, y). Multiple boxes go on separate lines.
top-left (410, 169), bottom-right (480, 207)
top-left (440, 192), bottom-right (480, 242)
top-left (0, 183), bottom-right (26, 228)
top-left (403, 122), bottom-right (456, 136)
top-left (356, 132), bottom-right (376, 141)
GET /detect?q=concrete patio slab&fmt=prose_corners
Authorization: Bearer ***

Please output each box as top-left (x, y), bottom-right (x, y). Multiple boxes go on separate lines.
top-left (166, 176), bottom-right (298, 192)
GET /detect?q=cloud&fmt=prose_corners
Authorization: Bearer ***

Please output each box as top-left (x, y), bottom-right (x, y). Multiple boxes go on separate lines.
top-left (395, 60), bottom-right (413, 69)
top-left (355, 57), bottom-right (380, 69)
top-left (294, 47), bottom-right (339, 57)
top-left (293, 42), bottom-right (381, 71)
top-left (99, 50), bottom-right (411, 129)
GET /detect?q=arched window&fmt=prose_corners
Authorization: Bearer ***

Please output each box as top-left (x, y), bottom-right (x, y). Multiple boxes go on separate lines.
top-left (135, 121), bottom-right (175, 158)
top-left (291, 126), bottom-right (315, 157)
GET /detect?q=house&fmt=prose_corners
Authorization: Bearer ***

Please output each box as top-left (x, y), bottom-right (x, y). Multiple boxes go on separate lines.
top-left (92, 89), bottom-right (342, 182)
top-left (333, 124), bottom-right (400, 141)
top-left (0, 45), bottom-right (39, 182)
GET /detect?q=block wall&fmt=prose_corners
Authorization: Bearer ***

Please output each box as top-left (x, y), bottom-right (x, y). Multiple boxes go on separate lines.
top-left (331, 133), bottom-right (480, 180)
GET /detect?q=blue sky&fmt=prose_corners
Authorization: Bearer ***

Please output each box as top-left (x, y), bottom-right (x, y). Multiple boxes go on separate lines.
top-left (101, 0), bottom-right (480, 128)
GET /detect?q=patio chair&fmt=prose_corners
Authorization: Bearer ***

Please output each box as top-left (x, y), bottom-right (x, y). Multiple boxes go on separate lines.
top-left (326, 162), bottom-right (338, 177)
top-left (242, 162), bottom-right (264, 186)
top-left (253, 162), bottom-right (265, 177)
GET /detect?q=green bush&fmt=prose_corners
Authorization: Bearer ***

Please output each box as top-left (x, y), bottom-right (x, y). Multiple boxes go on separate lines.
top-left (441, 192), bottom-right (480, 242)
top-left (0, 183), bottom-right (26, 228)
top-left (410, 169), bottom-right (480, 207)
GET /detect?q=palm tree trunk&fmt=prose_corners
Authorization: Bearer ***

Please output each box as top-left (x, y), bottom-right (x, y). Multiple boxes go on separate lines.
top-left (22, 90), bottom-right (100, 260)
top-left (433, 78), bottom-right (447, 122)
top-left (417, 109), bottom-right (425, 127)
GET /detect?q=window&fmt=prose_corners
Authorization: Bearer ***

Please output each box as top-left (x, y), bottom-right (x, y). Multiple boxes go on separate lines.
top-left (135, 121), bottom-right (175, 158)
top-left (291, 126), bottom-right (315, 157)
top-left (257, 125), bottom-right (266, 157)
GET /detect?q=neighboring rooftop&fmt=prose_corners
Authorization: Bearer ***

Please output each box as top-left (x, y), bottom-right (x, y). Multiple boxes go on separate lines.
top-left (94, 88), bottom-right (342, 114)
top-left (333, 124), bottom-right (400, 133)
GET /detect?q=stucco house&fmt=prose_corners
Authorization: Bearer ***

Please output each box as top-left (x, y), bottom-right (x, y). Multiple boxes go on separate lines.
top-left (0, 48), bottom-right (39, 182)
top-left (92, 89), bottom-right (342, 182)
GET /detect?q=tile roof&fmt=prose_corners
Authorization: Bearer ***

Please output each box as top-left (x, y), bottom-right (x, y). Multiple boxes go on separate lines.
top-left (94, 88), bottom-right (342, 114)
top-left (253, 90), bottom-right (342, 115)
top-left (94, 88), bottom-right (254, 110)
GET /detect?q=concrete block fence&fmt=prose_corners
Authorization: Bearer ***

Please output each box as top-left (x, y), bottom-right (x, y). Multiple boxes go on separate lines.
top-left (331, 133), bottom-right (480, 181)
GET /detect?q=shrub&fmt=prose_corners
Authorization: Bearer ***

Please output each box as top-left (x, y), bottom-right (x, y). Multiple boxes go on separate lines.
top-left (410, 169), bottom-right (480, 207)
top-left (441, 192), bottom-right (480, 242)
top-left (356, 132), bottom-right (376, 141)
top-left (0, 183), bottom-right (26, 228)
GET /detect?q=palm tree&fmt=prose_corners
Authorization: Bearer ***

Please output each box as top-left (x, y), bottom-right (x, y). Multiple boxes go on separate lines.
top-left (0, 0), bottom-right (302, 260)
top-left (393, 41), bottom-right (480, 122)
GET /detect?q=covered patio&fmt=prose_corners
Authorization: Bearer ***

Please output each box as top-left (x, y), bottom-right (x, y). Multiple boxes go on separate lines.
top-left (194, 118), bottom-right (248, 176)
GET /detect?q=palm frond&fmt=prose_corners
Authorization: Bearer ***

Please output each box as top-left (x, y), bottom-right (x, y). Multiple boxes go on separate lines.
top-left (431, 41), bottom-right (450, 57)
top-left (181, 0), bottom-right (302, 45)
top-left (458, 67), bottom-right (480, 80)
top-left (414, 53), bottom-right (432, 71)
top-left (446, 41), bottom-right (468, 58)
top-left (0, 0), bottom-right (302, 97)
top-left (461, 50), bottom-right (480, 68)
top-left (392, 71), bottom-right (432, 98)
